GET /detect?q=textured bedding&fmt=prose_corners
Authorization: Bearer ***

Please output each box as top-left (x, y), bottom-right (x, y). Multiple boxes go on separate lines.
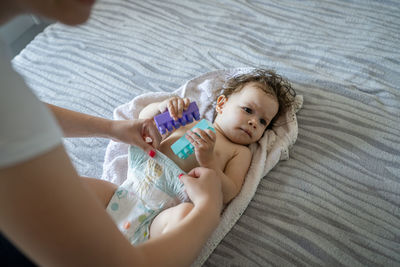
top-left (12, 0), bottom-right (400, 266)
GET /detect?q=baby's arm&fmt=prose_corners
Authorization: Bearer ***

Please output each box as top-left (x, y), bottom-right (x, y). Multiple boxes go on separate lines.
top-left (186, 129), bottom-right (252, 204)
top-left (138, 102), bottom-right (164, 119)
top-left (138, 97), bottom-right (191, 120)
top-left (215, 147), bottom-right (252, 204)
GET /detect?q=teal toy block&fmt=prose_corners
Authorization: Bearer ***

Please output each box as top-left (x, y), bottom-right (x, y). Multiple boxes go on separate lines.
top-left (171, 119), bottom-right (216, 159)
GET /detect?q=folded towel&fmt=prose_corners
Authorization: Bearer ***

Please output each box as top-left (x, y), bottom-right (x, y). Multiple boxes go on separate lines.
top-left (101, 68), bottom-right (303, 266)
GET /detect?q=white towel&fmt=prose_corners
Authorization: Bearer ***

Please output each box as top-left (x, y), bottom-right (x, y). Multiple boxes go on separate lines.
top-left (101, 68), bottom-right (303, 266)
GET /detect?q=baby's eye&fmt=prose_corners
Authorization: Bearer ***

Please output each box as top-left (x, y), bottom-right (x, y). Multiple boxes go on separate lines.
top-left (243, 107), bottom-right (252, 114)
top-left (260, 118), bottom-right (267, 125)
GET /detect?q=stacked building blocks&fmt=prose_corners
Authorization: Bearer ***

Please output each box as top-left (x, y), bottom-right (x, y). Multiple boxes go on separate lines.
top-left (154, 101), bottom-right (200, 135)
top-left (171, 119), bottom-right (216, 159)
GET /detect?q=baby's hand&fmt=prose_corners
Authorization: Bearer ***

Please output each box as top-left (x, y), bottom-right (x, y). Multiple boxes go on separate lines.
top-left (185, 128), bottom-right (216, 168)
top-left (158, 96), bottom-right (190, 121)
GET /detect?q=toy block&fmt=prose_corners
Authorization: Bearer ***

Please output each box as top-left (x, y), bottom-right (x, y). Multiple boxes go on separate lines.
top-left (171, 119), bottom-right (216, 159)
top-left (154, 101), bottom-right (200, 135)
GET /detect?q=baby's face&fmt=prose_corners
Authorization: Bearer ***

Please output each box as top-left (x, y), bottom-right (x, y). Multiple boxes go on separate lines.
top-left (214, 82), bottom-right (279, 145)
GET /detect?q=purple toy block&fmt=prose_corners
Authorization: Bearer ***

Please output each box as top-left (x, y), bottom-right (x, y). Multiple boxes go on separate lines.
top-left (154, 101), bottom-right (200, 134)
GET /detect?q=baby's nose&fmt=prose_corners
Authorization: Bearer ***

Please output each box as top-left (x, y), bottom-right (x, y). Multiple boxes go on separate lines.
top-left (248, 119), bottom-right (257, 128)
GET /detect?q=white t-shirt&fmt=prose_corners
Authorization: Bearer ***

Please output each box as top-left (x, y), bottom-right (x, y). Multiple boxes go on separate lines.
top-left (0, 40), bottom-right (62, 168)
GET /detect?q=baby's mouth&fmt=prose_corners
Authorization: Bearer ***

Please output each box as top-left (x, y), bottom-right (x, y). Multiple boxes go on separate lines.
top-left (240, 128), bottom-right (252, 138)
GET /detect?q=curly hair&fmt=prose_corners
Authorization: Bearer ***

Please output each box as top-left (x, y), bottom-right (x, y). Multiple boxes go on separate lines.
top-left (214, 69), bottom-right (296, 128)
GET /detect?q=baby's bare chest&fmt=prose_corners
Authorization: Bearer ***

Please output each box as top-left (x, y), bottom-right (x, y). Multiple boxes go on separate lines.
top-left (158, 125), bottom-right (235, 173)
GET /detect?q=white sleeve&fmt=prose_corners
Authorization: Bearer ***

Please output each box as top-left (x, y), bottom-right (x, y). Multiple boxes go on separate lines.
top-left (0, 40), bottom-right (63, 168)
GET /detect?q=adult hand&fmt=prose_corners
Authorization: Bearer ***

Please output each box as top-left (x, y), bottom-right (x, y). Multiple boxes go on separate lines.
top-left (180, 167), bottom-right (223, 213)
top-left (109, 118), bottom-right (162, 153)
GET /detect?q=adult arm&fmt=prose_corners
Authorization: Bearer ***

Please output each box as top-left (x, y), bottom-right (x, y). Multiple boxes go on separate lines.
top-left (46, 103), bottom-right (112, 138)
top-left (46, 103), bottom-right (161, 151)
top-left (0, 145), bottom-right (221, 267)
top-left (136, 167), bottom-right (222, 266)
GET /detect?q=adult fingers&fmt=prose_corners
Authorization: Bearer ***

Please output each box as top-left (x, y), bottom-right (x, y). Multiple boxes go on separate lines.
top-left (136, 119), bottom-right (160, 154)
top-left (182, 167), bottom-right (222, 210)
top-left (187, 167), bottom-right (204, 178)
top-left (145, 120), bottom-right (162, 149)
top-left (134, 136), bottom-right (155, 154)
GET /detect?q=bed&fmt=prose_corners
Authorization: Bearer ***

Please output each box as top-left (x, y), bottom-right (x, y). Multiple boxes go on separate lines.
top-left (12, 0), bottom-right (400, 266)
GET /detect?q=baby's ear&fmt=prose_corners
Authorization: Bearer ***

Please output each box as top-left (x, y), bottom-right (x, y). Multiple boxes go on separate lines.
top-left (215, 95), bottom-right (227, 113)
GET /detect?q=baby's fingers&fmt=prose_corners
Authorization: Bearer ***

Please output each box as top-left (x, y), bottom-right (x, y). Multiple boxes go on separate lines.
top-left (205, 129), bottom-right (216, 142)
top-left (183, 97), bottom-right (191, 110)
top-left (177, 98), bottom-right (184, 119)
top-left (192, 128), bottom-right (215, 143)
top-left (185, 131), bottom-right (199, 143)
top-left (167, 99), bottom-right (178, 120)
top-left (185, 131), bottom-right (203, 149)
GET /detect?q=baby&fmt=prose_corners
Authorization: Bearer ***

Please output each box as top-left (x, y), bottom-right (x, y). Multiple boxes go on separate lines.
top-left (85, 69), bottom-right (296, 244)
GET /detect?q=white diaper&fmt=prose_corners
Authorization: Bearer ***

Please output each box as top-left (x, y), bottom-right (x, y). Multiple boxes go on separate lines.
top-left (106, 146), bottom-right (189, 245)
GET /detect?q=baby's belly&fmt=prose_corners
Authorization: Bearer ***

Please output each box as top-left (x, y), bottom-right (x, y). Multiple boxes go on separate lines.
top-left (158, 138), bottom-right (199, 173)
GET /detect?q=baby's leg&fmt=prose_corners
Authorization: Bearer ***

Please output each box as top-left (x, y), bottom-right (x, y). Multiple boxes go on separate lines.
top-left (80, 177), bottom-right (118, 208)
top-left (150, 202), bottom-right (194, 239)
